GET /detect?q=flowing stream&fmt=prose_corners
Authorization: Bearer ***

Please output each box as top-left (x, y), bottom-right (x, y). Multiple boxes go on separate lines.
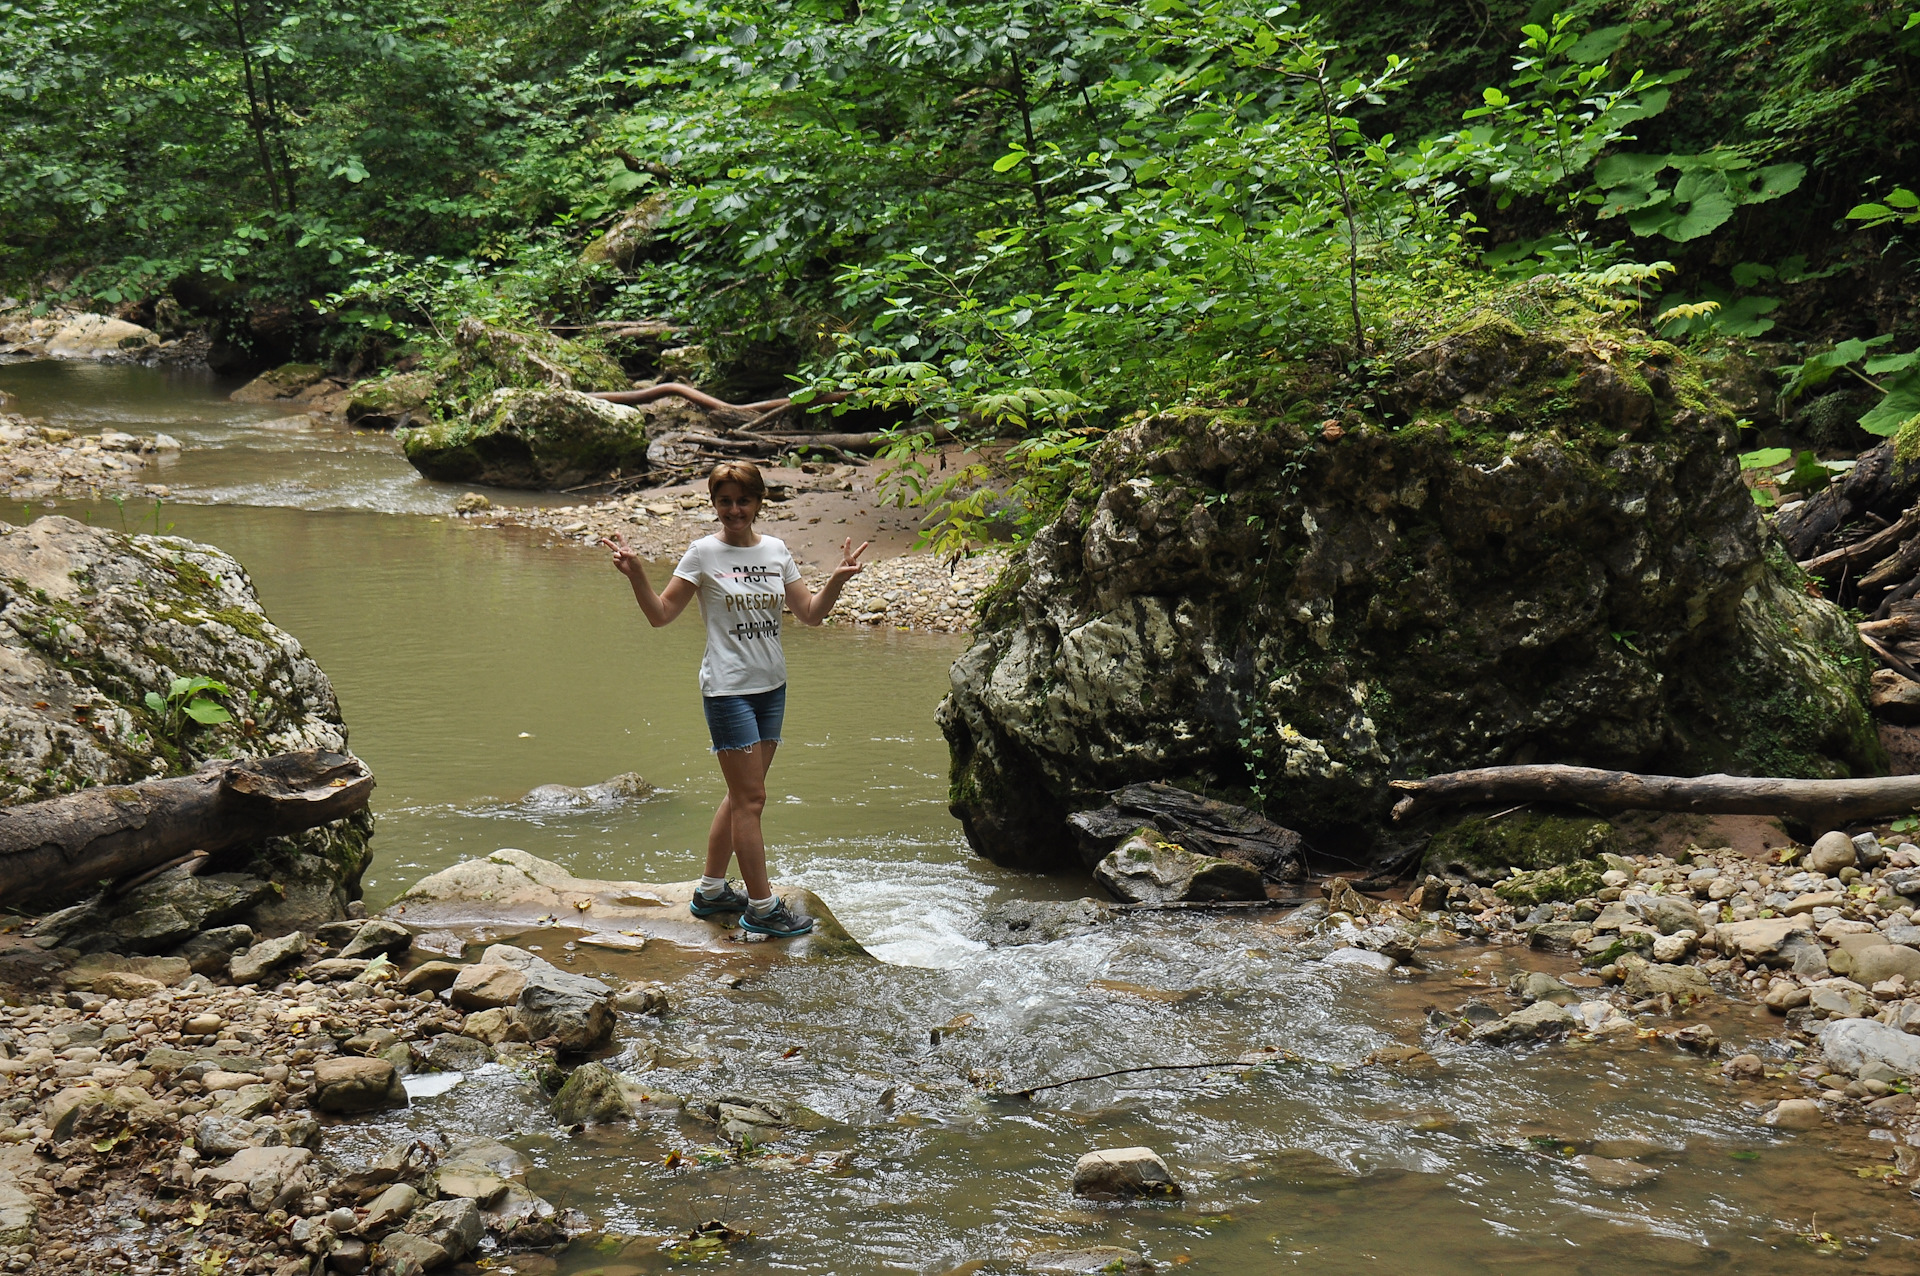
top-left (1, 360), bottom-right (1915, 1275)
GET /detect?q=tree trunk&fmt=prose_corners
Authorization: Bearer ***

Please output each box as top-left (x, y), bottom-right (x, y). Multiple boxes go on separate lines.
top-left (1, 750), bottom-right (373, 912)
top-left (1389, 763), bottom-right (1920, 830)
top-left (227, 0), bottom-right (284, 215)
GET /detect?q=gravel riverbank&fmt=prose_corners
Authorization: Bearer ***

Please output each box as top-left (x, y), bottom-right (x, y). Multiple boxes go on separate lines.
top-left (6, 827), bottom-right (1920, 1274)
top-left (0, 413), bottom-right (177, 505)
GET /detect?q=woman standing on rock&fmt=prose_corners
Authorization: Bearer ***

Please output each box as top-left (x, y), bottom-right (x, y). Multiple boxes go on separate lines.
top-left (604, 460), bottom-right (867, 937)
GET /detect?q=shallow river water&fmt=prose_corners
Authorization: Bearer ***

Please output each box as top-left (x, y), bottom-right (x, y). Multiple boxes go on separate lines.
top-left (1, 360), bottom-right (1916, 1274)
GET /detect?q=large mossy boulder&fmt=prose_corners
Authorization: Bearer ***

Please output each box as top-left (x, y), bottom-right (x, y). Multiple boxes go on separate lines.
top-left (939, 310), bottom-right (1882, 872)
top-left (0, 517), bottom-right (372, 928)
top-left (346, 369), bottom-right (441, 429)
top-left (432, 316), bottom-right (628, 417)
top-left (397, 387), bottom-right (651, 489)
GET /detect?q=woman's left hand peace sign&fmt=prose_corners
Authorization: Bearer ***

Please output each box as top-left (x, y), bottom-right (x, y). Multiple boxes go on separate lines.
top-left (831, 538), bottom-right (870, 582)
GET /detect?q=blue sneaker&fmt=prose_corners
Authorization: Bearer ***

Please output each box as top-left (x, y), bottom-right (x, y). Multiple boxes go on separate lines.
top-left (739, 898), bottom-right (815, 938)
top-left (690, 882), bottom-right (750, 918)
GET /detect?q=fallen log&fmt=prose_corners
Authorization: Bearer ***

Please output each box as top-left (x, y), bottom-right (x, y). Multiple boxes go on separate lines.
top-left (1389, 764), bottom-right (1920, 829)
top-left (1800, 505), bottom-right (1920, 577)
top-left (1, 750), bottom-right (374, 912)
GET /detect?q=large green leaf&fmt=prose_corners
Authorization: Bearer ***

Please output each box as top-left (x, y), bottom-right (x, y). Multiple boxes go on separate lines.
top-left (1669, 186), bottom-right (1737, 240)
top-left (1860, 371), bottom-right (1920, 437)
top-left (183, 698), bottom-right (233, 726)
top-left (1749, 163), bottom-right (1805, 202)
top-left (1593, 152), bottom-right (1669, 187)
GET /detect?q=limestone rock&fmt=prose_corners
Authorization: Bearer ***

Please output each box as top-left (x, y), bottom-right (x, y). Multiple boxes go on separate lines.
top-left (1849, 944), bottom-right (1920, 986)
top-left (551, 1062), bottom-right (634, 1125)
top-left (1715, 916), bottom-right (1814, 964)
top-left (1470, 1000), bottom-right (1576, 1045)
top-left (522, 771), bottom-right (655, 810)
top-left (230, 931), bottom-right (308, 984)
top-left (378, 1231), bottom-right (447, 1275)
top-left (339, 918), bottom-right (412, 959)
top-left (1065, 782), bottom-right (1303, 879)
top-left (1869, 669), bottom-right (1920, 724)
top-left (0, 517), bottom-right (369, 921)
top-left (399, 961), bottom-right (463, 994)
top-left (516, 972), bottom-right (616, 1053)
top-left (1819, 1018), bottom-right (1920, 1081)
top-left (174, 924), bottom-right (256, 974)
top-left (1496, 860), bottom-right (1604, 907)
top-left (936, 316), bottom-right (1880, 870)
top-left (410, 1034), bottom-right (492, 1074)
top-left (230, 363), bottom-right (326, 404)
top-left (0, 1176), bottom-right (36, 1245)
top-left (1766, 1098), bottom-right (1824, 1129)
top-left (345, 370), bottom-right (440, 430)
top-left (976, 898), bottom-right (1115, 946)
top-left (403, 1197), bottom-right (483, 1261)
top-left (1513, 970), bottom-right (1581, 1006)
top-left (1620, 956), bottom-right (1712, 1001)
top-left (45, 314), bottom-right (157, 360)
top-left (580, 194), bottom-right (672, 270)
top-left (1027, 1248), bottom-right (1156, 1274)
top-left (397, 387), bottom-right (649, 490)
top-left (1807, 830), bottom-right (1857, 874)
top-left (448, 965), bottom-right (526, 1011)
top-left (387, 847), bottom-right (867, 958)
top-left (1071, 1147), bottom-right (1183, 1199)
top-left (1092, 831), bottom-right (1264, 904)
top-left (1572, 1154), bottom-right (1659, 1189)
top-left (458, 1007), bottom-right (525, 1046)
top-left (311, 1057), bottom-right (407, 1113)
top-left (360, 1182), bottom-right (421, 1231)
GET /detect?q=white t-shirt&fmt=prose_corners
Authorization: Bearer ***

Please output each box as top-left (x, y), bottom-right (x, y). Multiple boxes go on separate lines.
top-left (673, 534), bottom-right (802, 696)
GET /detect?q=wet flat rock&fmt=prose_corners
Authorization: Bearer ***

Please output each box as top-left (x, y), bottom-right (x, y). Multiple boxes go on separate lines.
top-left (387, 847), bottom-right (869, 958)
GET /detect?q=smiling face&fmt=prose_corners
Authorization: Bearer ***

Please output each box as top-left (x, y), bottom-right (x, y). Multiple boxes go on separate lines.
top-left (711, 480), bottom-right (761, 536)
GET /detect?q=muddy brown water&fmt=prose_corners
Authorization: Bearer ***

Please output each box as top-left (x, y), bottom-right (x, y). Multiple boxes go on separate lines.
top-left (2, 359), bottom-right (1917, 1274)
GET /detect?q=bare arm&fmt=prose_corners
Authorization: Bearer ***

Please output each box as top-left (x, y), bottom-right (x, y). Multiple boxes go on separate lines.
top-left (786, 538), bottom-right (870, 626)
top-left (604, 534), bottom-right (697, 627)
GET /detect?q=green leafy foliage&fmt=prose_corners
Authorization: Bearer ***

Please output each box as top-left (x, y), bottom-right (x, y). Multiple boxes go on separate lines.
top-left (143, 676), bottom-right (233, 742)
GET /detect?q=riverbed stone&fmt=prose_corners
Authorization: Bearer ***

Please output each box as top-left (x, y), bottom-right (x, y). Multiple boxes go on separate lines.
top-left (1819, 1018), bottom-right (1920, 1080)
top-left (1513, 971), bottom-right (1582, 1006)
top-left (345, 370), bottom-right (440, 430)
top-left (174, 924), bottom-right (256, 974)
top-left (1620, 955), bottom-right (1712, 1001)
top-left (230, 363), bottom-right (326, 404)
top-left (459, 1007), bottom-right (526, 1046)
top-left (411, 1033), bottom-right (492, 1074)
top-left (339, 918), bottom-right (412, 959)
top-left (936, 317), bottom-right (1881, 870)
top-left (1715, 916), bottom-right (1814, 964)
top-left (449, 964), bottom-right (526, 1010)
top-left (1767, 1098), bottom-right (1825, 1129)
top-left (0, 1176), bottom-right (35, 1245)
top-left (399, 961), bottom-right (464, 994)
top-left (311, 1057), bottom-right (407, 1113)
top-left (360, 1182), bottom-right (421, 1232)
top-left (1471, 1000), bottom-right (1576, 1045)
top-left (550, 1061), bottom-right (634, 1125)
top-left (976, 898), bottom-right (1116, 946)
top-left (230, 931), bottom-right (308, 984)
top-left (45, 314), bottom-right (157, 360)
top-left (1572, 1154), bottom-right (1659, 1189)
top-left (1092, 832), bottom-right (1264, 904)
top-left (1808, 831), bottom-right (1857, 874)
top-left (1026, 1247), bottom-right (1156, 1275)
top-left (1071, 1147), bottom-right (1183, 1199)
top-left (378, 1231), bottom-right (448, 1275)
top-left (403, 1196), bottom-right (484, 1261)
top-left (1849, 944), bottom-right (1920, 986)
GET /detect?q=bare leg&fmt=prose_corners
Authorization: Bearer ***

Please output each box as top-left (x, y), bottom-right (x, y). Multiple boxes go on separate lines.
top-left (712, 742), bottom-right (779, 896)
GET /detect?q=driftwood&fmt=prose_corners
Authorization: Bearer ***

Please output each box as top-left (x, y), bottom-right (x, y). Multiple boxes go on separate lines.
top-left (1, 750), bottom-right (373, 912)
top-left (1389, 763), bottom-right (1920, 828)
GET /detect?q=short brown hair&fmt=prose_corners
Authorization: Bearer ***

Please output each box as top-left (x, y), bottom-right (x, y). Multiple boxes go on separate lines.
top-left (707, 460), bottom-right (765, 501)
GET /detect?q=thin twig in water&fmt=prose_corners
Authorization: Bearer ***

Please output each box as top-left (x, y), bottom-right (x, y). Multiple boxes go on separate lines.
top-left (991, 1058), bottom-right (1278, 1100)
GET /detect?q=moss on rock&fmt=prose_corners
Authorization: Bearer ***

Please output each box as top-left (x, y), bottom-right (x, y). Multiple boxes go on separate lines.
top-left (397, 387), bottom-right (650, 489)
top-left (346, 369), bottom-right (441, 429)
top-left (1492, 859), bottom-right (1607, 906)
top-left (1429, 814), bottom-right (1617, 882)
top-left (939, 300), bottom-right (1882, 872)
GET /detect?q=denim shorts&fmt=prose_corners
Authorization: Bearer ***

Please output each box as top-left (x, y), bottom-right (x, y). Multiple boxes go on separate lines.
top-left (702, 685), bottom-right (786, 753)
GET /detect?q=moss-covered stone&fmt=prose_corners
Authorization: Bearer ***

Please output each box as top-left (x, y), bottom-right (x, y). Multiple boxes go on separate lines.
top-left (346, 370), bottom-right (441, 430)
top-left (230, 362), bottom-right (325, 404)
top-left (427, 316), bottom-right (626, 421)
top-left (939, 299), bottom-right (1882, 871)
top-left (397, 387), bottom-right (650, 489)
top-left (1493, 859), bottom-right (1607, 906)
top-left (1429, 814), bottom-right (1616, 882)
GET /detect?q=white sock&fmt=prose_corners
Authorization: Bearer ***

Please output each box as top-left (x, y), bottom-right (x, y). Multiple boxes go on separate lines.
top-left (697, 875), bottom-right (728, 898)
top-left (748, 895), bottom-right (776, 916)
